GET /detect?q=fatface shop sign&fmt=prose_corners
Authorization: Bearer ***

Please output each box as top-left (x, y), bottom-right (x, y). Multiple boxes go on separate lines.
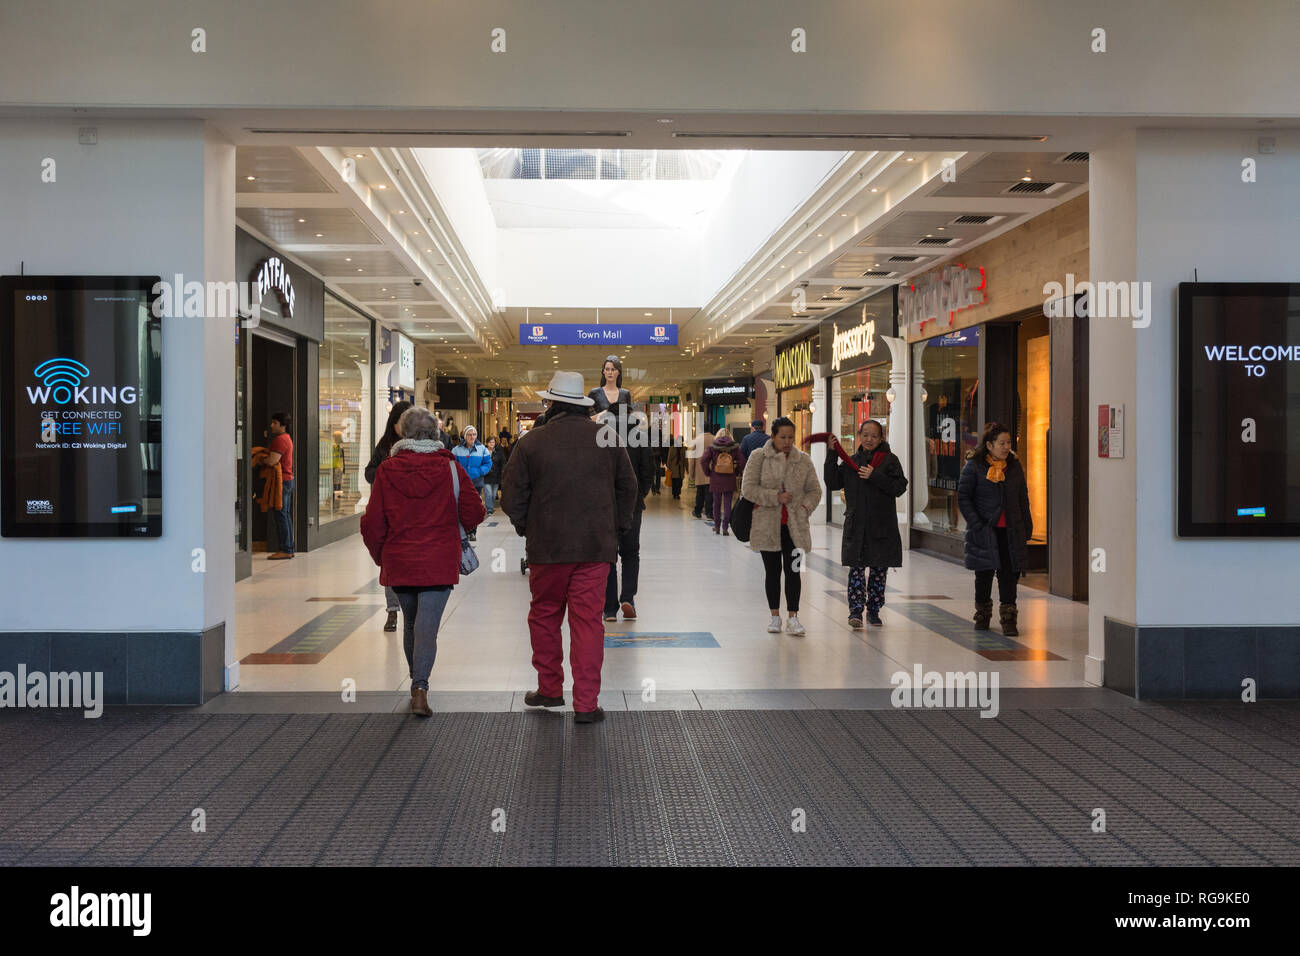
top-left (254, 257), bottom-right (295, 318)
top-left (900, 263), bottom-right (985, 332)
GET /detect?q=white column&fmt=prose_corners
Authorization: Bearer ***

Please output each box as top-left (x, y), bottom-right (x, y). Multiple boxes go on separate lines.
top-left (883, 336), bottom-right (910, 533)
top-left (910, 341), bottom-right (931, 528)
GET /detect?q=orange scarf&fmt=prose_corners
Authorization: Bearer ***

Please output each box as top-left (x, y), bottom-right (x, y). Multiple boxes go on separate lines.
top-left (985, 454), bottom-right (1007, 483)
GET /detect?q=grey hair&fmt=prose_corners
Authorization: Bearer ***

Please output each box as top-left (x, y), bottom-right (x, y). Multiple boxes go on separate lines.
top-left (398, 406), bottom-right (439, 441)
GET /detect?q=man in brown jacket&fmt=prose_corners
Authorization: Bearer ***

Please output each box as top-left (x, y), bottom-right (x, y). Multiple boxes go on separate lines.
top-left (502, 371), bottom-right (638, 723)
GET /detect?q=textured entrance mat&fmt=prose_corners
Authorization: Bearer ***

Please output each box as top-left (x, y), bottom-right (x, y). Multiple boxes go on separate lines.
top-left (1, 703), bottom-right (1298, 866)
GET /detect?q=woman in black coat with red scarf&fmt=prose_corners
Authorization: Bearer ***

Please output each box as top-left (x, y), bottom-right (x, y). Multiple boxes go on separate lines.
top-left (824, 419), bottom-right (908, 628)
top-left (957, 422), bottom-right (1033, 636)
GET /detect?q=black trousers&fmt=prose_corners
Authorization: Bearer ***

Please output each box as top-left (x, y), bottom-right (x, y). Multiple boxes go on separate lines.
top-left (760, 525), bottom-right (802, 613)
top-left (605, 507), bottom-right (643, 612)
top-left (692, 483), bottom-right (710, 517)
top-left (671, 475), bottom-right (683, 498)
top-left (974, 526), bottom-right (1020, 605)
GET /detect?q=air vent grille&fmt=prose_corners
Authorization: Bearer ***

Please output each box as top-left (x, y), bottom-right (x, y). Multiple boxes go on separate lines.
top-left (951, 214), bottom-right (997, 225)
top-left (819, 295), bottom-right (844, 301)
top-left (888, 255), bottom-right (920, 262)
top-left (1057, 151), bottom-right (1090, 164)
top-left (1006, 180), bottom-right (1058, 194)
top-left (916, 236), bottom-right (957, 246)
top-left (860, 270), bottom-right (894, 277)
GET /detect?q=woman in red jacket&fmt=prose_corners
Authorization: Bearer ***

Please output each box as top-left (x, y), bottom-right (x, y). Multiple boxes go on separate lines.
top-left (361, 406), bottom-right (485, 716)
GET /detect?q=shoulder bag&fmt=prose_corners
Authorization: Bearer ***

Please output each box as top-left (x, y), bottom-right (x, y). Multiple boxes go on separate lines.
top-left (448, 461), bottom-right (480, 575)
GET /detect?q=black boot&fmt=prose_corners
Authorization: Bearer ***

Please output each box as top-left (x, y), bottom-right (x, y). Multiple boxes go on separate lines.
top-left (999, 602), bottom-right (1019, 637)
top-left (973, 600), bottom-right (993, 630)
top-left (384, 610), bottom-right (398, 632)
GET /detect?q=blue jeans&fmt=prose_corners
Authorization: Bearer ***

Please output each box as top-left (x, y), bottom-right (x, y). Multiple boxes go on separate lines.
top-left (483, 482), bottom-right (497, 513)
top-left (395, 587), bottom-right (451, 690)
top-left (271, 478), bottom-right (294, 554)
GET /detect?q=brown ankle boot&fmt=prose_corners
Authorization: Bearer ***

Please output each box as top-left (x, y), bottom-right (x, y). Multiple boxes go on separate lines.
top-left (411, 687), bottom-right (432, 717)
top-left (973, 600), bottom-right (993, 630)
top-left (999, 602), bottom-right (1019, 637)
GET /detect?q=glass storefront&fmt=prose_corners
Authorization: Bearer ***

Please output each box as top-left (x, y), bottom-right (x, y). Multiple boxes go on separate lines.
top-left (477, 391), bottom-right (515, 443)
top-left (318, 301), bottom-right (371, 525)
top-left (914, 330), bottom-right (980, 539)
top-left (1016, 314), bottom-right (1050, 546)
top-left (827, 363), bottom-right (892, 524)
top-left (778, 385), bottom-right (813, 449)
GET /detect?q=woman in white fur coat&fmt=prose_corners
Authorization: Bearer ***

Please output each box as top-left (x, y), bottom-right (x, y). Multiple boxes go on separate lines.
top-left (739, 416), bottom-right (823, 635)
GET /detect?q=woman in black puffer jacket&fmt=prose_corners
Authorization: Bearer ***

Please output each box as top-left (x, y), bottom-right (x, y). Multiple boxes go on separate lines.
top-left (957, 422), bottom-right (1032, 636)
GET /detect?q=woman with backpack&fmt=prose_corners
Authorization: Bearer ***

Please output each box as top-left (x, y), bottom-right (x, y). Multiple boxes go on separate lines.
top-left (957, 422), bottom-right (1033, 636)
top-left (364, 400), bottom-right (412, 633)
top-left (702, 427), bottom-right (745, 535)
top-left (825, 419), bottom-right (908, 628)
top-left (740, 417), bottom-right (822, 635)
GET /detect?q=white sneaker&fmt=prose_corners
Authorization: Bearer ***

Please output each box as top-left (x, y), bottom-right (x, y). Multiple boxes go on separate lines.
top-left (785, 616), bottom-right (806, 636)
top-left (766, 616), bottom-right (782, 633)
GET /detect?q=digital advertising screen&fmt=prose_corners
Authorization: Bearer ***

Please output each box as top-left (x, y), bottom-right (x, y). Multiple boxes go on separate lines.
top-left (1, 276), bottom-right (162, 537)
top-left (1178, 282), bottom-right (1300, 536)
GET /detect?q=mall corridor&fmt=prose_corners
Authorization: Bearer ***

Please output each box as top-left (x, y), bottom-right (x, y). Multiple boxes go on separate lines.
top-left (227, 493), bottom-right (1089, 703)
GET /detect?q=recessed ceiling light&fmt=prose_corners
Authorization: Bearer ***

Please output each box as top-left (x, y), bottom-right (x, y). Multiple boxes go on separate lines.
top-left (1022, 176), bottom-right (1033, 182)
top-left (840, 213), bottom-right (848, 217)
top-left (397, 210), bottom-right (405, 215)
top-left (297, 218), bottom-right (306, 223)
top-left (870, 187), bottom-right (879, 193)
top-left (816, 233), bottom-right (823, 237)
top-left (315, 233), bottom-right (324, 238)
top-left (376, 184), bottom-right (387, 190)
top-left (357, 268), bottom-right (363, 272)
top-left (906, 157), bottom-right (915, 162)
top-left (355, 153), bottom-right (364, 159)
top-left (245, 176), bottom-right (256, 181)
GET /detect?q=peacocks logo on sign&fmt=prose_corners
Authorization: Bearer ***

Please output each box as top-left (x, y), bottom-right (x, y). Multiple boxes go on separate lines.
top-left (26, 359), bottom-right (138, 405)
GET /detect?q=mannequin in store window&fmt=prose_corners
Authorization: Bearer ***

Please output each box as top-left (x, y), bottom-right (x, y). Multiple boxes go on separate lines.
top-left (588, 355), bottom-right (631, 417)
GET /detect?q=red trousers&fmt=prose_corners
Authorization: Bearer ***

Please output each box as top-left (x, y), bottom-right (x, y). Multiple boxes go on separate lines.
top-left (527, 561), bottom-right (607, 712)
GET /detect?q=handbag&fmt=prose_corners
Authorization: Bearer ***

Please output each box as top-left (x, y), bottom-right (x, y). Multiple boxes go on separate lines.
top-left (730, 495), bottom-right (755, 542)
top-left (448, 461), bottom-right (480, 575)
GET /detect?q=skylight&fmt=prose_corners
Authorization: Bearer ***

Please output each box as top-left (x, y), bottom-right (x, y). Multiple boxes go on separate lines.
top-left (477, 148), bottom-right (727, 181)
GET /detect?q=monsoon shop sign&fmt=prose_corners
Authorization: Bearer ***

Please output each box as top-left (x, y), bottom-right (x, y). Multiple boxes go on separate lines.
top-left (520, 324), bottom-right (677, 345)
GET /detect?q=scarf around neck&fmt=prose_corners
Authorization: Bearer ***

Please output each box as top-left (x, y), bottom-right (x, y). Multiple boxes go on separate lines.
top-left (984, 453), bottom-right (1007, 482)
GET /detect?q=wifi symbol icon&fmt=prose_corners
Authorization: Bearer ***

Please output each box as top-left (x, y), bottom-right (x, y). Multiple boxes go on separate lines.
top-left (33, 358), bottom-right (90, 404)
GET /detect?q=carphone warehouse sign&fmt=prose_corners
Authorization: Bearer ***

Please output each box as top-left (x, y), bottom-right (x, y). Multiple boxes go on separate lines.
top-left (1, 276), bottom-right (162, 537)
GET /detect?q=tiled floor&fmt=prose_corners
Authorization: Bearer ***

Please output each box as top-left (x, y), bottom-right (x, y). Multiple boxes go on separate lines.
top-left (233, 492), bottom-right (1090, 695)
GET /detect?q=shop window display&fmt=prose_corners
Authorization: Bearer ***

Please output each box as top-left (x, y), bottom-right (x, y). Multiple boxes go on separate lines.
top-left (1016, 315), bottom-right (1050, 546)
top-left (914, 334), bottom-right (980, 538)
top-left (829, 364), bottom-right (891, 524)
top-left (318, 305), bottom-right (371, 524)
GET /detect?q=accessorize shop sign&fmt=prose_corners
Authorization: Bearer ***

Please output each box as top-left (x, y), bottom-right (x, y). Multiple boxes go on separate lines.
top-left (519, 324), bottom-right (677, 345)
top-left (774, 336), bottom-right (814, 391)
top-left (822, 299), bottom-right (897, 374)
top-left (900, 263), bottom-right (986, 333)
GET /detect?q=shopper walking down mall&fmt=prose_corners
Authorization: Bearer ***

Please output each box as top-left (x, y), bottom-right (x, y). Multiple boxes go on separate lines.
top-left (588, 354), bottom-right (632, 415)
top-left (690, 427), bottom-right (715, 520)
top-left (957, 422), bottom-right (1033, 637)
top-left (739, 418), bottom-right (769, 460)
top-left (503, 371), bottom-right (637, 724)
top-left (740, 417), bottom-right (822, 635)
top-left (825, 420), bottom-right (908, 628)
top-left (264, 411), bottom-right (295, 560)
top-left (601, 409), bottom-right (655, 622)
top-left (365, 400), bottom-right (413, 632)
top-left (666, 436), bottom-right (686, 499)
top-left (483, 436), bottom-right (506, 516)
top-left (702, 426), bottom-right (745, 535)
top-left (452, 426), bottom-right (492, 541)
top-left (361, 406), bottom-right (484, 718)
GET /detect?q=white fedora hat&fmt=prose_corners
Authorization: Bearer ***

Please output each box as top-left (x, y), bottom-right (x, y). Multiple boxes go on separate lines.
top-left (537, 370), bottom-right (594, 406)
